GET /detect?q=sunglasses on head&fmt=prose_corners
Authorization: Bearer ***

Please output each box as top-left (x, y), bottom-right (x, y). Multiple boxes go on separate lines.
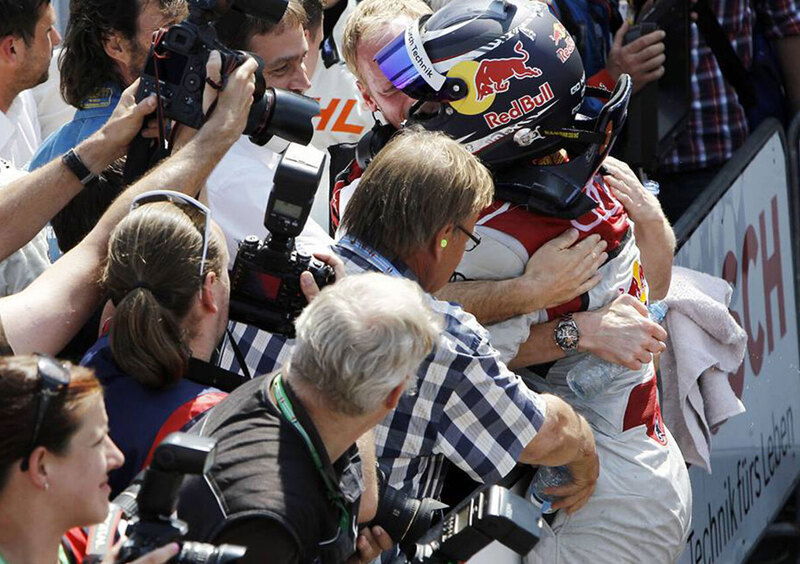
top-left (20, 354), bottom-right (71, 471)
top-left (130, 190), bottom-right (212, 280)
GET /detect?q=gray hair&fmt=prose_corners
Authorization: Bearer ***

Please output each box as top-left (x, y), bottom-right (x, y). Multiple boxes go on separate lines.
top-left (288, 272), bottom-right (442, 416)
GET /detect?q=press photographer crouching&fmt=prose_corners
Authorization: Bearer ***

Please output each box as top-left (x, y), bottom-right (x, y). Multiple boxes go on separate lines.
top-left (177, 273), bottom-right (443, 563)
top-left (0, 355), bottom-right (179, 564)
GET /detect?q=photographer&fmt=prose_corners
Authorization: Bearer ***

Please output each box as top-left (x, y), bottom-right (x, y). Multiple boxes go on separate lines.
top-left (28, 0), bottom-right (187, 171)
top-left (209, 0), bottom-right (332, 264)
top-left (82, 193), bottom-right (231, 497)
top-left (0, 52), bottom-right (259, 356)
top-left (0, 355), bottom-right (180, 564)
top-left (178, 273), bottom-right (440, 563)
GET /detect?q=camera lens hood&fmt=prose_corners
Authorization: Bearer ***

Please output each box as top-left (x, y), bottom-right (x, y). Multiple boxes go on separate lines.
top-left (248, 88), bottom-right (320, 146)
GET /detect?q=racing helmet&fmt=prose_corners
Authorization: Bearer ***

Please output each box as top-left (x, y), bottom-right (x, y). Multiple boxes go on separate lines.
top-left (375, 0), bottom-right (633, 218)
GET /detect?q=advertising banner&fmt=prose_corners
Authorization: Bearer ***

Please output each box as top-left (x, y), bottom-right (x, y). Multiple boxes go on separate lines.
top-left (675, 129), bottom-right (800, 563)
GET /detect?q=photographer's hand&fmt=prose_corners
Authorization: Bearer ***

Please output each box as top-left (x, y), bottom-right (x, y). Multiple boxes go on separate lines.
top-left (172, 50), bottom-right (256, 151)
top-left (300, 251), bottom-right (347, 302)
top-left (347, 526), bottom-right (393, 563)
top-left (75, 80), bottom-right (157, 175)
top-left (201, 54), bottom-right (258, 146)
top-left (102, 542), bottom-right (180, 564)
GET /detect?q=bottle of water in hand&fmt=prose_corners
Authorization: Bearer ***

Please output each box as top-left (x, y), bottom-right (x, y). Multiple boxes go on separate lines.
top-left (528, 465), bottom-right (571, 514)
top-left (566, 301), bottom-right (669, 400)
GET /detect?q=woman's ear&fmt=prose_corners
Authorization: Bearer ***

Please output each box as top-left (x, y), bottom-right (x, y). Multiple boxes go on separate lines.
top-left (25, 447), bottom-right (51, 491)
top-left (200, 271), bottom-right (220, 314)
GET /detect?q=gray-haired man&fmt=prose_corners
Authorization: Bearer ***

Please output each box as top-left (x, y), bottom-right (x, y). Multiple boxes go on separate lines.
top-left (178, 273), bottom-right (443, 564)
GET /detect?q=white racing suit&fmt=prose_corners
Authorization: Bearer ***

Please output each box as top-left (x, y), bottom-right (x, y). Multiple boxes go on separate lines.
top-left (455, 175), bottom-right (692, 563)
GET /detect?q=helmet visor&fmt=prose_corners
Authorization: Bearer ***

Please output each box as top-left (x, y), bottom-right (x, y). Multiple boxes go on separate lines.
top-left (375, 23), bottom-right (463, 102)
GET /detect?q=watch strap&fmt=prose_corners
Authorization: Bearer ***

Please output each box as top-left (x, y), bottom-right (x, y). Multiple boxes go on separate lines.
top-left (62, 149), bottom-right (97, 185)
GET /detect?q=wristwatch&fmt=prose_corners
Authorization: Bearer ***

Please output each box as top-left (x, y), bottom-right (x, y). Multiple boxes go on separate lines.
top-left (62, 148), bottom-right (98, 185)
top-left (553, 313), bottom-right (580, 354)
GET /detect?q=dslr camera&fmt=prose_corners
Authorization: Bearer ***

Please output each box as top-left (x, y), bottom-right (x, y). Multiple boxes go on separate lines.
top-left (135, 0), bottom-right (319, 147)
top-left (397, 485), bottom-right (542, 562)
top-left (229, 144), bottom-right (335, 337)
top-left (116, 433), bottom-right (245, 564)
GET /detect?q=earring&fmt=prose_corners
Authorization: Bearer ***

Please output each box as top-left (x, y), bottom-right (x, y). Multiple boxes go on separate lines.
top-left (440, 239), bottom-right (448, 248)
top-left (44, 482), bottom-right (50, 491)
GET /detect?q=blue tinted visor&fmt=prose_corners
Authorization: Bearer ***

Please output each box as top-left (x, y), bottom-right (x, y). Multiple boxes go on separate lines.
top-left (375, 20), bottom-right (466, 102)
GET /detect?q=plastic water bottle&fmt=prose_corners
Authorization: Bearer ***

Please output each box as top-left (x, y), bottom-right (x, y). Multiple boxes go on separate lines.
top-left (642, 180), bottom-right (661, 196)
top-left (528, 466), bottom-right (571, 514)
top-left (566, 301), bottom-right (669, 400)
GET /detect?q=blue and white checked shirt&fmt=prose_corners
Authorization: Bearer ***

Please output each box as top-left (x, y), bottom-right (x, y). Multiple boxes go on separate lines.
top-left (218, 237), bottom-right (546, 499)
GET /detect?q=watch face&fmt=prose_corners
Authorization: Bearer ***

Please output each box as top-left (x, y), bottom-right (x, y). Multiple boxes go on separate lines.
top-left (556, 321), bottom-right (579, 350)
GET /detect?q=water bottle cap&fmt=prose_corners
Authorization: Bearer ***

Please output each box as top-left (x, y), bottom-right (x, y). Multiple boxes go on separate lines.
top-left (642, 180), bottom-right (660, 195)
top-left (648, 301), bottom-right (669, 322)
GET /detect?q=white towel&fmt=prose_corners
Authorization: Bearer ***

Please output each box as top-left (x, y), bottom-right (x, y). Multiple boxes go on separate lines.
top-left (659, 266), bottom-right (747, 472)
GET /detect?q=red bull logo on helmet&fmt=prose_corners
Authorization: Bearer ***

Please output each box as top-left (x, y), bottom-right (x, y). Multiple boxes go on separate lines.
top-left (550, 21), bottom-right (568, 45)
top-left (483, 82), bottom-right (555, 129)
top-left (550, 21), bottom-right (577, 63)
top-left (474, 41), bottom-right (542, 101)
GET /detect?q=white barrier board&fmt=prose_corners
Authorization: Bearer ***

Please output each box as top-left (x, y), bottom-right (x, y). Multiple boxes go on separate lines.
top-left (675, 131), bottom-right (800, 563)
top-left (466, 131), bottom-right (800, 564)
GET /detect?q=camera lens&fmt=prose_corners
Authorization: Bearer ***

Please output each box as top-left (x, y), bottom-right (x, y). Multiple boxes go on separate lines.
top-left (245, 88), bottom-right (320, 146)
top-left (372, 487), bottom-right (447, 549)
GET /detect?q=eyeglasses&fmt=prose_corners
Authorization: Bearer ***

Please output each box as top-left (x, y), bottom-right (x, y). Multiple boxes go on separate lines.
top-left (20, 355), bottom-right (71, 471)
top-left (456, 224), bottom-right (481, 252)
top-left (131, 190), bottom-right (211, 280)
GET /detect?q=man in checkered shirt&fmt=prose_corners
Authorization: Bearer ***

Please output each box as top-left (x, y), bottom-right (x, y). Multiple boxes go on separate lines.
top-left (657, 0), bottom-right (800, 222)
top-left (220, 129), bottom-right (600, 514)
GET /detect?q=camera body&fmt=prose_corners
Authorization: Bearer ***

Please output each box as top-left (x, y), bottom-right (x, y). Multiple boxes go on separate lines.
top-left (117, 433), bottom-right (246, 564)
top-left (135, 0), bottom-right (319, 147)
top-left (229, 144), bottom-right (334, 337)
top-left (399, 485), bottom-right (542, 563)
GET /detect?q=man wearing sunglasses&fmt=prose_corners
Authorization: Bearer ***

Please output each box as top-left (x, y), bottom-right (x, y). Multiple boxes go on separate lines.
top-left (0, 52), bottom-right (260, 357)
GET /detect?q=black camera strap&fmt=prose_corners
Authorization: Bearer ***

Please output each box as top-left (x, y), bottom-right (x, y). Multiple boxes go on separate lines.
top-left (187, 357), bottom-right (248, 393)
top-left (218, 326), bottom-right (254, 381)
top-left (271, 373), bottom-right (352, 533)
